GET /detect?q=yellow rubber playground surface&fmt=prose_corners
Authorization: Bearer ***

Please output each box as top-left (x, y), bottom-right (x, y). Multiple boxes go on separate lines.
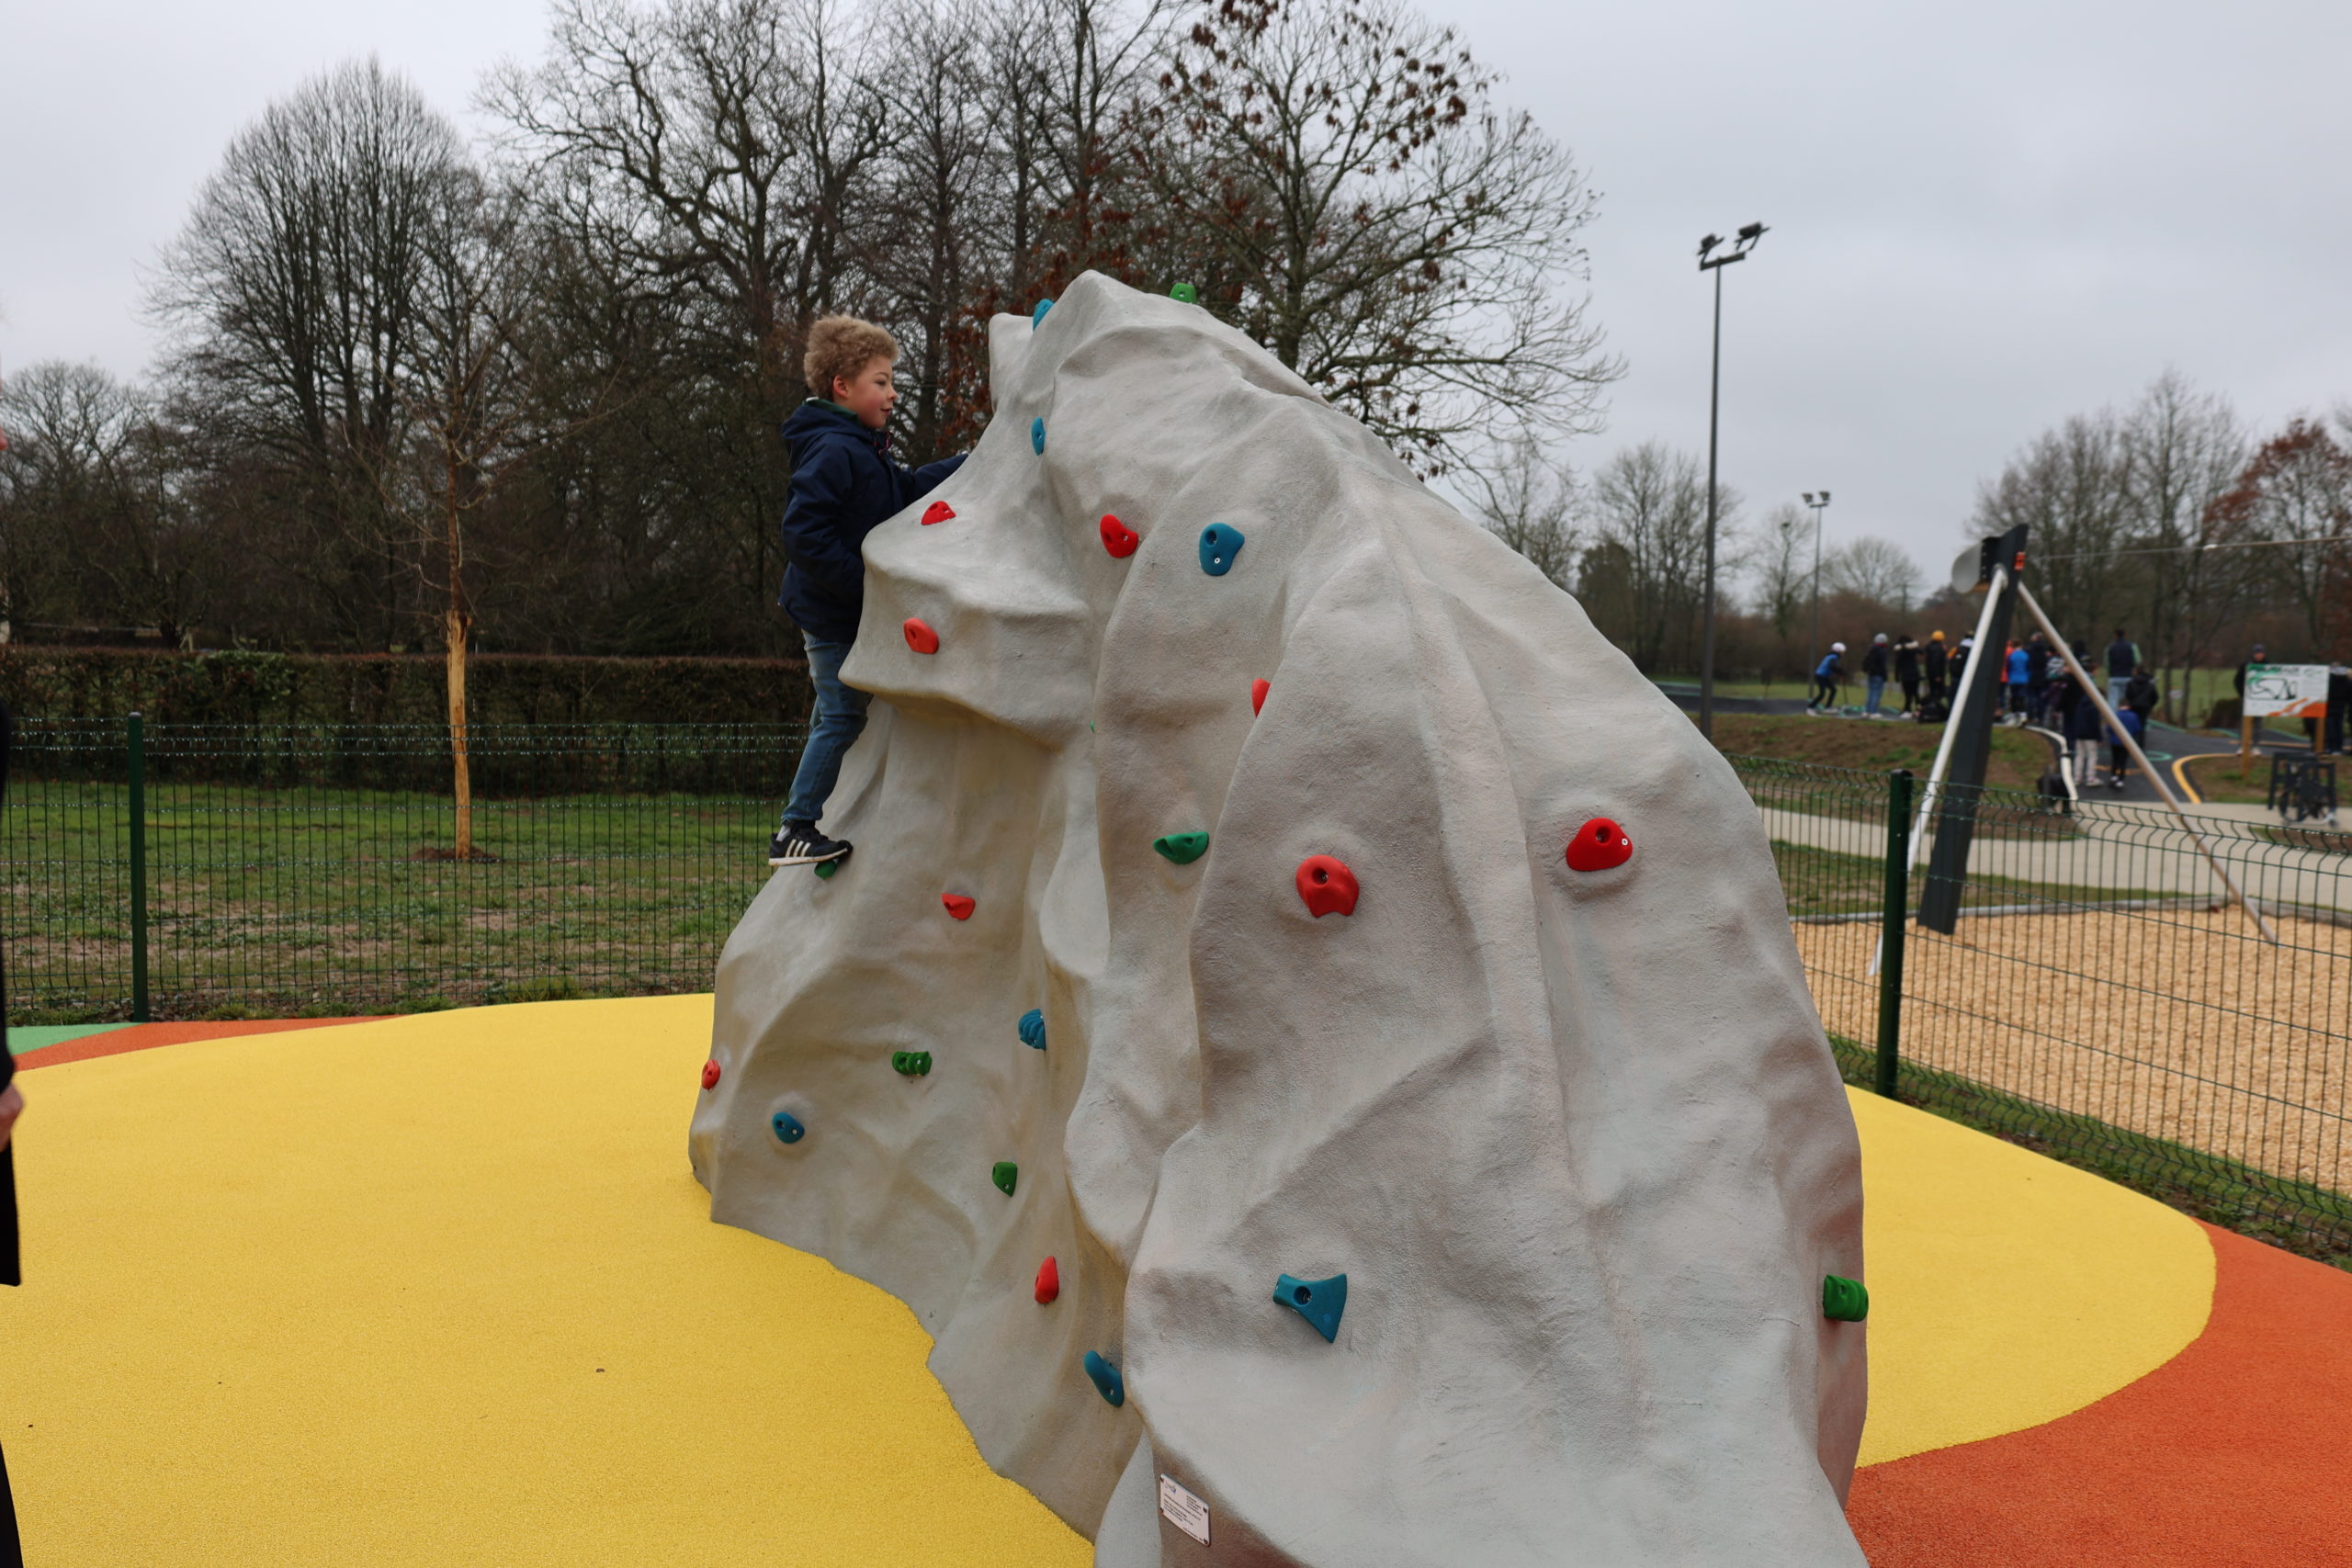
top-left (6, 998), bottom-right (2230, 1563)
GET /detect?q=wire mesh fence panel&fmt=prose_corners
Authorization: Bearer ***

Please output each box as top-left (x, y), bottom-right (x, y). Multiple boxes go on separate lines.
top-left (2, 721), bottom-right (805, 1021)
top-left (1738, 752), bottom-right (2352, 1254)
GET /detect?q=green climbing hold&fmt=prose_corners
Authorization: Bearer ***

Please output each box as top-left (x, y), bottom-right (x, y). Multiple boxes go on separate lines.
top-left (1822, 1274), bottom-right (1869, 1322)
top-left (1152, 831), bottom-right (1210, 864)
top-left (891, 1050), bottom-right (933, 1077)
top-left (813, 860), bottom-right (839, 879)
top-left (1170, 282), bottom-right (1198, 304)
top-left (992, 1160), bottom-right (1018, 1196)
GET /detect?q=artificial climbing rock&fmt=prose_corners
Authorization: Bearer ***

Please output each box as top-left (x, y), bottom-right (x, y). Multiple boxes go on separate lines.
top-left (1082, 1350), bottom-right (1125, 1408)
top-left (700, 1059), bottom-right (721, 1090)
top-left (1822, 1275), bottom-right (1870, 1323)
top-left (890, 1051), bottom-right (933, 1077)
top-left (1295, 854), bottom-right (1359, 918)
top-left (1035, 1257), bottom-right (1060, 1304)
top-left (1018, 1009), bottom-right (1047, 1050)
top-left (1566, 818), bottom-right (1634, 873)
top-left (992, 1160), bottom-right (1019, 1196)
top-left (943, 894), bottom-right (977, 920)
top-left (922, 501), bottom-right (956, 525)
top-left (903, 617), bottom-right (940, 655)
top-left (1152, 831), bottom-right (1210, 864)
top-left (1099, 513), bottom-right (1139, 558)
top-left (694, 272), bottom-right (1871, 1568)
top-left (1273, 1272), bottom-right (1348, 1343)
top-left (1031, 417), bottom-right (1046, 454)
top-left (1197, 522), bottom-right (1245, 576)
top-left (1251, 678), bottom-right (1270, 715)
top-left (772, 1111), bottom-right (806, 1145)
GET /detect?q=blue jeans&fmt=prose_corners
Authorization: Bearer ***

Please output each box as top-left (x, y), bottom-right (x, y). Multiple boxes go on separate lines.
top-left (1865, 674), bottom-right (1885, 715)
top-left (782, 634), bottom-right (870, 829)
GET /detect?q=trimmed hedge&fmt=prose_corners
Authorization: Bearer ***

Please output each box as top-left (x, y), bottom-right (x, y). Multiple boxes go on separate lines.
top-left (0, 647), bottom-right (813, 727)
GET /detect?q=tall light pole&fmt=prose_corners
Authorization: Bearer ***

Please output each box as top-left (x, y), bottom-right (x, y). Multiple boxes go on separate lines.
top-left (1696, 222), bottom-right (1767, 739)
top-left (1804, 490), bottom-right (1830, 689)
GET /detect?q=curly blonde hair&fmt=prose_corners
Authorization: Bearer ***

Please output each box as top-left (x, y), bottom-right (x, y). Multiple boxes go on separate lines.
top-left (804, 316), bottom-right (899, 400)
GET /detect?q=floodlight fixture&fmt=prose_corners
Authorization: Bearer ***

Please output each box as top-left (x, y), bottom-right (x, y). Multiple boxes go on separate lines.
top-left (1692, 219), bottom-right (1770, 737)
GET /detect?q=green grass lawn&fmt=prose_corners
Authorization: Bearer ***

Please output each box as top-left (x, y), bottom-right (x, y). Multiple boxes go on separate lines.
top-left (2, 779), bottom-right (775, 1022)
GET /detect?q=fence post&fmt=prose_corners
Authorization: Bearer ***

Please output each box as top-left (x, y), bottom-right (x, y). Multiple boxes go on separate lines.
top-left (128, 710), bottom-right (150, 1022)
top-left (1875, 768), bottom-right (1912, 1098)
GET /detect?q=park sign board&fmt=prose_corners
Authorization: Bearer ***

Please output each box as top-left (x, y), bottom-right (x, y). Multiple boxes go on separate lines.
top-left (2242, 664), bottom-right (2332, 719)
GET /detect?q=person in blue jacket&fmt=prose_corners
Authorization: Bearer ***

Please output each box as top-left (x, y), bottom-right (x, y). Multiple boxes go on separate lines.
top-left (1810, 642), bottom-right (1846, 712)
top-left (769, 317), bottom-right (966, 867)
top-left (2005, 641), bottom-right (2032, 722)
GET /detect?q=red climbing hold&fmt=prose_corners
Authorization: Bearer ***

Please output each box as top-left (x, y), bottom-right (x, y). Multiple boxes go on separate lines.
top-left (1295, 855), bottom-right (1359, 918)
top-left (1250, 678), bottom-right (1270, 715)
top-left (943, 893), bottom-right (977, 920)
top-left (903, 617), bottom-right (940, 654)
top-left (1035, 1257), bottom-right (1060, 1304)
top-left (1566, 818), bottom-right (1634, 872)
top-left (1100, 514), bottom-right (1138, 558)
top-left (700, 1059), bottom-right (721, 1090)
top-left (922, 501), bottom-right (956, 525)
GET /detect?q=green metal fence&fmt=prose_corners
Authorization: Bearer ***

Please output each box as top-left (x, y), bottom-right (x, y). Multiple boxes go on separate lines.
top-left (5, 718), bottom-right (2347, 1256)
top-left (1737, 754), bottom-right (2352, 1258)
top-left (2, 717), bottom-right (800, 1021)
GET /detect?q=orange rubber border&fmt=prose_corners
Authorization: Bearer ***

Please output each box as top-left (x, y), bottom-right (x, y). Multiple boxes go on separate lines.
top-left (14, 1018), bottom-right (386, 1072)
top-left (1849, 1224), bottom-right (2352, 1564)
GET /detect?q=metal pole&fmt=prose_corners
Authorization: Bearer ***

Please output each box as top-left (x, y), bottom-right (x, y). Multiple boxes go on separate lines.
top-left (1806, 497), bottom-right (1826, 688)
top-left (1699, 264), bottom-right (1724, 740)
top-left (2015, 582), bottom-right (2278, 944)
top-left (128, 709), bottom-right (149, 1022)
top-left (1875, 768), bottom-right (1912, 1098)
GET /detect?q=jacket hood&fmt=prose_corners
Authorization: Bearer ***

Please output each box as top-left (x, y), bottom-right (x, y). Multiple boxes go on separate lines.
top-left (782, 399), bottom-right (885, 459)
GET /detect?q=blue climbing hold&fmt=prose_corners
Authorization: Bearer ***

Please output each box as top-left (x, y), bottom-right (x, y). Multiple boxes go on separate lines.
top-left (1032, 417), bottom-right (1046, 455)
top-left (1018, 1008), bottom-right (1047, 1050)
top-left (1198, 523), bottom-right (1245, 576)
top-left (772, 1111), bottom-right (806, 1145)
top-left (1272, 1272), bottom-right (1347, 1342)
top-left (1032, 297), bottom-right (1054, 326)
top-left (1082, 1350), bottom-right (1125, 1407)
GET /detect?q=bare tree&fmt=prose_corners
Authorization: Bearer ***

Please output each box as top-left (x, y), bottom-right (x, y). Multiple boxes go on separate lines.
top-left (148, 56), bottom-right (468, 649)
top-left (1751, 501), bottom-right (1810, 654)
top-left (1579, 442), bottom-right (1726, 672)
top-left (1823, 536), bottom-right (1921, 616)
top-left (1968, 412), bottom-right (2130, 638)
top-left (2118, 371), bottom-right (2249, 716)
top-left (1136, 0), bottom-right (1616, 471)
top-left (1466, 424), bottom-right (1576, 589)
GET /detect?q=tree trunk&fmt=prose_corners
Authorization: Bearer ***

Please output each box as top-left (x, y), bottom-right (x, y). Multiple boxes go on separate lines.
top-left (447, 601), bottom-right (473, 859)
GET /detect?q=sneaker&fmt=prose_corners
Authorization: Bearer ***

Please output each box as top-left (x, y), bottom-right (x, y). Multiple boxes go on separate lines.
top-left (769, 823), bottom-right (853, 867)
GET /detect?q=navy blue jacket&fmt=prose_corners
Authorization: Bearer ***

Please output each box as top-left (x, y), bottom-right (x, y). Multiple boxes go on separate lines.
top-left (776, 400), bottom-right (965, 643)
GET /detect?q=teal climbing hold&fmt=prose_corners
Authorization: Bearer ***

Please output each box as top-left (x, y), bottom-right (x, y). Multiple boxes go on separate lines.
top-left (1153, 831), bottom-right (1210, 864)
top-left (1018, 1009), bottom-right (1047, 1050)
top-left (1170, 282), bottom-right (1198, 303)
top-left (772, 1111), bottom-right (806, 1145)
top-left (1031, 417), bottom-right (1046, 454)
top-left (813, 860), bottom-right (839, 880)
top-left (1082, 1350), bottom-right (1125, 1407)
top-left (1198, 523), bottom-right (1244, 576)
top-left (1273, 1272), bottom-right (1347, 1342)
top-left (1822, 1274), bottom-right (1870, 1322)
top-left (891, 1050), bottom-right (933, 1077)
top-left (992, 1160), bottom-right (1018, 1196)
top-left (1032, 297), bottom-right (1054, 325)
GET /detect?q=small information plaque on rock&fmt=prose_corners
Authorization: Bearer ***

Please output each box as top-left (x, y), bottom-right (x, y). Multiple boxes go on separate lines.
top-left (1158, 1474), bottom-right (1211, 1545)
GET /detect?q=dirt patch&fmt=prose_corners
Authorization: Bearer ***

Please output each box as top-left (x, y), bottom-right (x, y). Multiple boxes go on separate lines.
top-left (1796, 907), bottom-right (2352, 1195)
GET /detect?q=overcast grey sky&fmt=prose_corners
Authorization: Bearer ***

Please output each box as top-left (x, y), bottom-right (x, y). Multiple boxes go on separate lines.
top-left (6, 0), bottom-right (2349, 574)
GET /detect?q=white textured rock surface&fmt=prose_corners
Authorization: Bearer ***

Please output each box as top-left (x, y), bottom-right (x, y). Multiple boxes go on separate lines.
top-left (689, 272), bottom-right (1867, 1565)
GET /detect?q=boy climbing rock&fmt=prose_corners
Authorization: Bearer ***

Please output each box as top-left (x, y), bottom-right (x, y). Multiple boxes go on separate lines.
top-left (768, 317), bottom-right (965, 867)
